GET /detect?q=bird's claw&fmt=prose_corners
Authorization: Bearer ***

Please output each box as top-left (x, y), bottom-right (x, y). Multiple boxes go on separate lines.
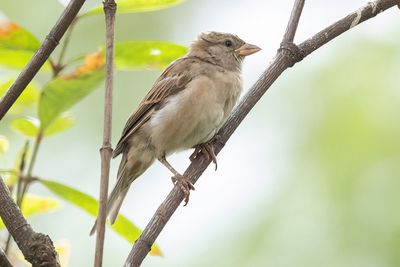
top-left (171, 174), bottom-right (195, 206)
top-left (189, 142), bottom-right (218, 170)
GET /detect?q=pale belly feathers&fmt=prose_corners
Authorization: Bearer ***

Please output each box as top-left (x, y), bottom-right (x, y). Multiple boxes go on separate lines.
top-left (146, 70), bottom-right (242, 157)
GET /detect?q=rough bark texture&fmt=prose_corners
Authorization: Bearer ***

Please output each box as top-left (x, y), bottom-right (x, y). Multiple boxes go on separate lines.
top-left (0, 177), bottom-right (60, 267)
top-left (124, 0), bottom-right (400, 266)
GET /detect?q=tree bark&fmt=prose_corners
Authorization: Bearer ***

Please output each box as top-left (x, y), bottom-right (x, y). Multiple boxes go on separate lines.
top-left (0, 177), bottom-right (60, 267)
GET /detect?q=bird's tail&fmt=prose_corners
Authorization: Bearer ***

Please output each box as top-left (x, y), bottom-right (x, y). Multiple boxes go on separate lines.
top-left (90, 150), bottom-right (155, 236)
top-left (89, 175), bottom-right (130, 235)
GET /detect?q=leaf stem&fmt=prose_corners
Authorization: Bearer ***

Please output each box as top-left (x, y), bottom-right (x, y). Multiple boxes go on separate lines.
top-left (17, 132), bottom-right (43, 207)
top-left (55, 16), bottom-right (79, 76)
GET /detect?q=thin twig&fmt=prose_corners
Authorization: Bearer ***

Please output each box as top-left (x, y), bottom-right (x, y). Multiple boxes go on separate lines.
top-left (0, 247), bottom-right (13, 267)
top-left (283, 0), bottom-right (305, 43)
top-left (5, 140), bottom-right (29, 254)
top-left (124, 0), bottom-right (399, 266)
top-left (0, 176), bottom-right (60, 266)
top-left (17, 132), bottom-right (43, 207)
top-left (57, 17), bottom-right (78, 66)
top-left (0, 0), bottom-right (87, 120)
top-left (93, 1), bottom-right (117, 267)
top-left (54, 17), bottom-right (79, 77)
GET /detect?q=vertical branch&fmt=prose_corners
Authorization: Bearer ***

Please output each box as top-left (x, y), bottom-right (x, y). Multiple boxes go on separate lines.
top-left (0, 0), bottom-right (86, 121)
top-left (0, 177), bottom-right (60, 266)
top-left (94, 1), bottom-right (117, 267)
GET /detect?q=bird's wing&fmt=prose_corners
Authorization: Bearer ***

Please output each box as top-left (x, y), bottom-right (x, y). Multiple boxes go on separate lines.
top-left (113, 57), bottom-right (194, 157)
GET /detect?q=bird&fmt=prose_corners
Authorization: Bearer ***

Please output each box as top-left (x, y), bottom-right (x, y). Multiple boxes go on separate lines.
top-left (90, 32), bottom-right (260, 235)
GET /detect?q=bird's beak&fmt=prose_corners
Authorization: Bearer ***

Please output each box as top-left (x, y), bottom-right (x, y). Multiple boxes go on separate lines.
top-left (235, 43), bottom-right (261, 57)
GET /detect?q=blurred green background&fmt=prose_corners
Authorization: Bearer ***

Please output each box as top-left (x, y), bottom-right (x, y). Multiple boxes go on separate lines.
top-left (1, 0), bottom-right (400, 266)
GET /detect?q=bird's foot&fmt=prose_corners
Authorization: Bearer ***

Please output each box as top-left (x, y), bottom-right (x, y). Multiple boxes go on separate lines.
top-left (171, 174), bottom-right (195, 206)
top-left (189, 141), bottom-right (218, 170)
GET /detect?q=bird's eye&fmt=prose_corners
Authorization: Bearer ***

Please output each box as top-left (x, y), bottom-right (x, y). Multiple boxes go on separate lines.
top-left (224, 40), bottom-right (233, 47)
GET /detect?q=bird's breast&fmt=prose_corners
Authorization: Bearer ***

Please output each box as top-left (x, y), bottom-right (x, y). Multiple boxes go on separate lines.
top-left (147, 70), bottom-right (242, 157)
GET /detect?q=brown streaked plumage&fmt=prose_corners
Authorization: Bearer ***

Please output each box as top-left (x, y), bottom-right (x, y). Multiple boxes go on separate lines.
top-left (90, 32), bottom-right (260, 235)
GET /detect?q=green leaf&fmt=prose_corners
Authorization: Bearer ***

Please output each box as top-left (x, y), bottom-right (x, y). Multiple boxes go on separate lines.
top-left (0, 194), bottom-right (60, 229)
top-left (11, 116), bottom-right (40, 137)
top-left (0, 49), bottom-right (51, 70)
top-left (0, 20), bottom-right (39, 50)
top-left (0, 20), bottom-right (51, 70)
top-left (39, 179), bottom-right (98, 214)
top-left (0, 135), bottom-right (9, 156)
top-left (38, 179), bottom-right (162, 256)
top-left (11, 115), bottom-right (75, 138)
top-left (0, 79), bottom-right (40, 114)
top-left (112, 41), bottom-right (187, 70)
top-left (0, 50), bottom-right (36, 69)
top-left (83, 0), bottom-right (184, 16)
top-left (38, 51), bottom-right (105, 129)
top-left (21, 194), bottom-right (61, 216)
top-left (112, 213), bottom-right (163, 256)
top-left (44, 115), bottom-right (74, 136)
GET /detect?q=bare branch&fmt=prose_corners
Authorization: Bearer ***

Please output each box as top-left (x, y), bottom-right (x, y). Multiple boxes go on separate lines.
top-left (123, 0), bottom-right (400, 266)
top-left (0, 0), bottom-right (86, 120)
top-left (282, 0), bottom-right (305, 43)
top-left (298, 0), bottom-right (398, 55)
top-left (93, 1), bottom-right (117, 267)
top-left (0, 177), bottom-right (60, 267)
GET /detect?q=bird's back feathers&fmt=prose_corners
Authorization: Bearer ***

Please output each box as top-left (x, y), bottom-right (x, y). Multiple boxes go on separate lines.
top-left (112, 57), bottom-right (195, 158)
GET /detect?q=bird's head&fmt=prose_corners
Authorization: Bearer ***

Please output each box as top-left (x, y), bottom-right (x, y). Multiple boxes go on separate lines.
top-left (189, 32), bottom-right (261, 71)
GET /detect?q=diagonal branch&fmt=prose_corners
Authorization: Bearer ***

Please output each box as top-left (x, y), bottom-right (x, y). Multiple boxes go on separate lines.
top-left (93, 1), bottom-right (117, 267)
top-left (0, 0), bottom-right (87, 121)
top-left (0, 177), bottom-right (60, 267)
top-left (283, 0), bottom-right (305, 43)
top-left (124, 0), bottom-right (400, 266)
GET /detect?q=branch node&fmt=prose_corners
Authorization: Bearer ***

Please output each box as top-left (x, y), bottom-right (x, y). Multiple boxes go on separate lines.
top-left (27, 233), bottom-right (60, 267)
top-left (103, 0), bottom-right (117, 11)
top-left (278, 41), bottom-right (304, 67)
top-left (99, 144), bottom-right (113, 153)
top-left (45, 34), bottom-right (60, 47)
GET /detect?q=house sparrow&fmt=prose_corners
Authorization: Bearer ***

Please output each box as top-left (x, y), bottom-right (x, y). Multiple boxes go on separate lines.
top-left (91, 32), bottom-right (260, 234)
